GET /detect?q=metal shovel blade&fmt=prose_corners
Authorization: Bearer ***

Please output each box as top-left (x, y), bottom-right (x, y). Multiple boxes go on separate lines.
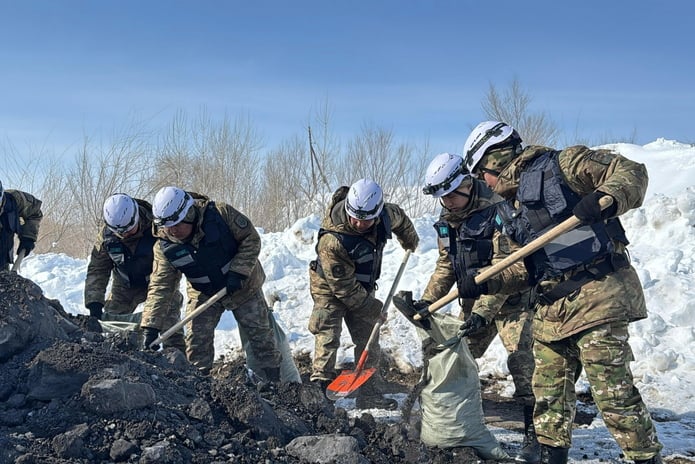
top-left (325, 367), bottom-right (377, 401)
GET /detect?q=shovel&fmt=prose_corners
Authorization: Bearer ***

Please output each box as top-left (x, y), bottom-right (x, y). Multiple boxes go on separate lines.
top-left (413, 195), bottom-right (614, 320)
top-left (149, 286), bottom-right (227, 349)
top-left (325, 250), bottom-right (412, 400)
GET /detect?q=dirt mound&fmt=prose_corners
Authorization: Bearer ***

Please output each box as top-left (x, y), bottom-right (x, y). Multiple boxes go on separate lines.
top-left (0, 271), bottom-right (500, 463)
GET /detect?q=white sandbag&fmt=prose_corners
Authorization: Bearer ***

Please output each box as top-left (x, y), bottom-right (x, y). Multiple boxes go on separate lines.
top-left (240, 310), bottom-right (301, 383)
top-left (417, 313), bottom-right (508, 461)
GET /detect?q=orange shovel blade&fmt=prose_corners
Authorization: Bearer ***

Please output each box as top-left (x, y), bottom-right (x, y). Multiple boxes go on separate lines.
top-left (325, 367), bottom-right (377, 401)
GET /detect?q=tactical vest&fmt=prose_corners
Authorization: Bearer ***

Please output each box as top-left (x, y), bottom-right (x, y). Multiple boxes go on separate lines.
top-left (498, 150), bottom-right (629, 303)
top-left (312, 210), bottom-right (392, 293)
top-left (160, 202), bottom-right (239, 295)
top-left (102, 225), bottom-right (157, 288)
top-left (434, 204), bottom-right (498, 291)
top-left (0, 194), bottom-right (21, 267)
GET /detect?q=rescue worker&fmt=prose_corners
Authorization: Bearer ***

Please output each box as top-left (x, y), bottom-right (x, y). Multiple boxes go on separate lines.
top-left (416, 152), bottom-right (539, 463)
top-left (0, 180), bottom-right (42, 272)
top-left (460, 121), bottom-right (663, 464)
top-left (142, 186), bottom-right (283, 381)
top-left (309, 179), bottom-right (419, 409)
top-left (84, 193), bottom-right (185, 351)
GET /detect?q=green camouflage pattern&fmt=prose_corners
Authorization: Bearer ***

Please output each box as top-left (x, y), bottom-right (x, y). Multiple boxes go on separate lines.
top-left (85, 204), bottom-right (163, 313)
top-left (478, 145), bottom-right (518, 174)
top-left (490, 145), bottom-right (649, 341)
top-left (84, 200), bottom-right (186, 350)
top-left (0, 189), bottom-right (43, 270)
top-left (142, 193), bottom-right (279, 373)
top-left (308, 297), bottom-right (382, 381)
top-left (533, 321), bottom-right (662, 460)
top-left (487, 144), bottom-right (660, 458)
top-left (186, 289), bottom-right (279, 373)
top-left (308, 199), bottom-right (419, 381)
top-left (459, 300), bottom-right (535, 404)
top-left (421, 179), bottom-right (534, 403)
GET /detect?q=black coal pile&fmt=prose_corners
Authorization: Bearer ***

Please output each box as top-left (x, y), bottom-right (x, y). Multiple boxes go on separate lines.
top-left (0, 271), bottom-right (496, 463)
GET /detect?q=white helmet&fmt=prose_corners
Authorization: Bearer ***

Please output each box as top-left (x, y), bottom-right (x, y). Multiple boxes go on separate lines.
top-left (423, 153), bottom-right (470, 198)
top-left (152, 186), bottom-right (194, 227)
top-left (345, 179), bottom-right (384, 220)
top-left (463, 121), bottom-right (518, 173)
top-left (103, 193), bottom-right (139, 235)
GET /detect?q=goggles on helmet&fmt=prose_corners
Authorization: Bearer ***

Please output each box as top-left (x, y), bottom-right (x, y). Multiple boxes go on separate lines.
top-left (107, 214), bottom-right (138, 236)
top-left (464, 122), bottom-right (507, 171)
top-left (345, 200), bottom-right (381, 221)
top-left (422, 163), bottom-right (470, 196)
top-left (106, 217), bottom-right (138, 235)
top-left (154, 196), bottom-right (192, 227)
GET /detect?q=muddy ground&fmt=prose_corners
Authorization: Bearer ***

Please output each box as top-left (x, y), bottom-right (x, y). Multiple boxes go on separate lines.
top-left (0, 271), bottom-right (685, 463)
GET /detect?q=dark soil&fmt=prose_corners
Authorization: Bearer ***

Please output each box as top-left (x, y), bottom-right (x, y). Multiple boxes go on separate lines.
top-left (3, 271), bottom-right (680, 464)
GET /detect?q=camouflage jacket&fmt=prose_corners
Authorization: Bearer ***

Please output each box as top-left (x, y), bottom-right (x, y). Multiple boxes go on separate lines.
top-left (84, 200), bottom-right (154, 306)
top-left (143, 193), bottom-right (265, 318)
top-left (421, 179), bottom-right (529, 322)
top-left (491, 145), bottom-right (649, 342)
top-left (0, 189), bottom-right (43, 267)
top-left (310, 199), bottom-right (419, 311)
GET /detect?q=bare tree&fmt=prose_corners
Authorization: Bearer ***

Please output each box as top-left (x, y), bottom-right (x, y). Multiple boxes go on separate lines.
top-left (1, 139), bottom-right (89, 257)
top-left (482, 78), bottom-right (559, 146)
top-left (338, 123), bottom-right (430, 216)
top-left (155, 109), bottom-right (263, 216)
top-left (65, 122), bottom-right (157, 256)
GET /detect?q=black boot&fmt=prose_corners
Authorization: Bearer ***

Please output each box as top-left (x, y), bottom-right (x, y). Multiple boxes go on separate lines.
top-left (515, 405), bottom-right (540, 463)
top-left (355, 373), bottom-right (398, 410)
top-left (539, 445), bottom-right (568, 464)
top-left (634, 456), bottom-right (663, 464)
top-left (355, 394), bottom-right (398, 410)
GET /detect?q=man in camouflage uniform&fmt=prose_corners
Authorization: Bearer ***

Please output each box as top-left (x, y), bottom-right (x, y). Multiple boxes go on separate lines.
top-left (417, 152), bottom-right (539, 462)
top-left (84, 193), bottom-right (185, 351)
top-left (309, 179), bottom-right (419, 409)
top-left (0, 180), bottom-right (42, 272)
top-left (461, 121), bottom-right (662, 464)
top-left (142, 186), bottom-right (283, 380)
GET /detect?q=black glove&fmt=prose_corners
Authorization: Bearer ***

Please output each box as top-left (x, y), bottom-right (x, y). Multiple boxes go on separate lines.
top-left (17, 237), bottom-right (35, 256)
top-left (226, 271), bottom-right (246, 295)
top-left (459, 275), bottom-right (489, 299)
top-left (572, 191), bottom-right (617, 225)
top-left (459, 313), bottom-right (488, 338)
top-left (413, 299), bottom-right (432, 319)
top-left (142, 327), bottom-right (160, 351)
top-left (86, 302), bottom-right (104, 320)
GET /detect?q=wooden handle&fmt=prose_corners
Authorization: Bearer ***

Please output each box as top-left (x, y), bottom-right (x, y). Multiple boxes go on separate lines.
top-left (354, 249), bottom-right (411, 371)
top-left (149, 287), bottom-right (228, 348)
top-left (413, 195), bottom-right (614, 320)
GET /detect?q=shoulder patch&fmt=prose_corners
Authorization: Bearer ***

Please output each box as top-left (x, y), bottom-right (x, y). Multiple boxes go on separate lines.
top-left (587, 149), bottom-right (615, 166)
top-left (234, 214), bottom-right (249, 229)
top-left (330, 264), bottom-right (346, 278)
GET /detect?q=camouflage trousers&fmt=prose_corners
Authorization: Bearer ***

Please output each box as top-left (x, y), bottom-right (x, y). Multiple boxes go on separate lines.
top-left (459, 306), bottom-right (535, 405)
top-left (308, 299), bottom-right (382, 382)
top-left (185, 289), bottom-right (281, 374)
top-left (533, 320), bottom-right (662, 460)
top-left (103, 283), bottom-right (149, 315)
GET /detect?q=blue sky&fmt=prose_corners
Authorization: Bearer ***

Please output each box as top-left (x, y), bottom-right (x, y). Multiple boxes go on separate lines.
top-left (1, 0), bottom-right (693, 159)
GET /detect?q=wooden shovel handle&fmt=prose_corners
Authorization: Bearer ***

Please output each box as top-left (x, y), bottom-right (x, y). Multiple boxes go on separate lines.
top-left (353, 249), bottom-right (411, 372)
top-left (149, 286), bottom-right (228, 348)
top-left (413, 195), bottom-right (614, 320)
